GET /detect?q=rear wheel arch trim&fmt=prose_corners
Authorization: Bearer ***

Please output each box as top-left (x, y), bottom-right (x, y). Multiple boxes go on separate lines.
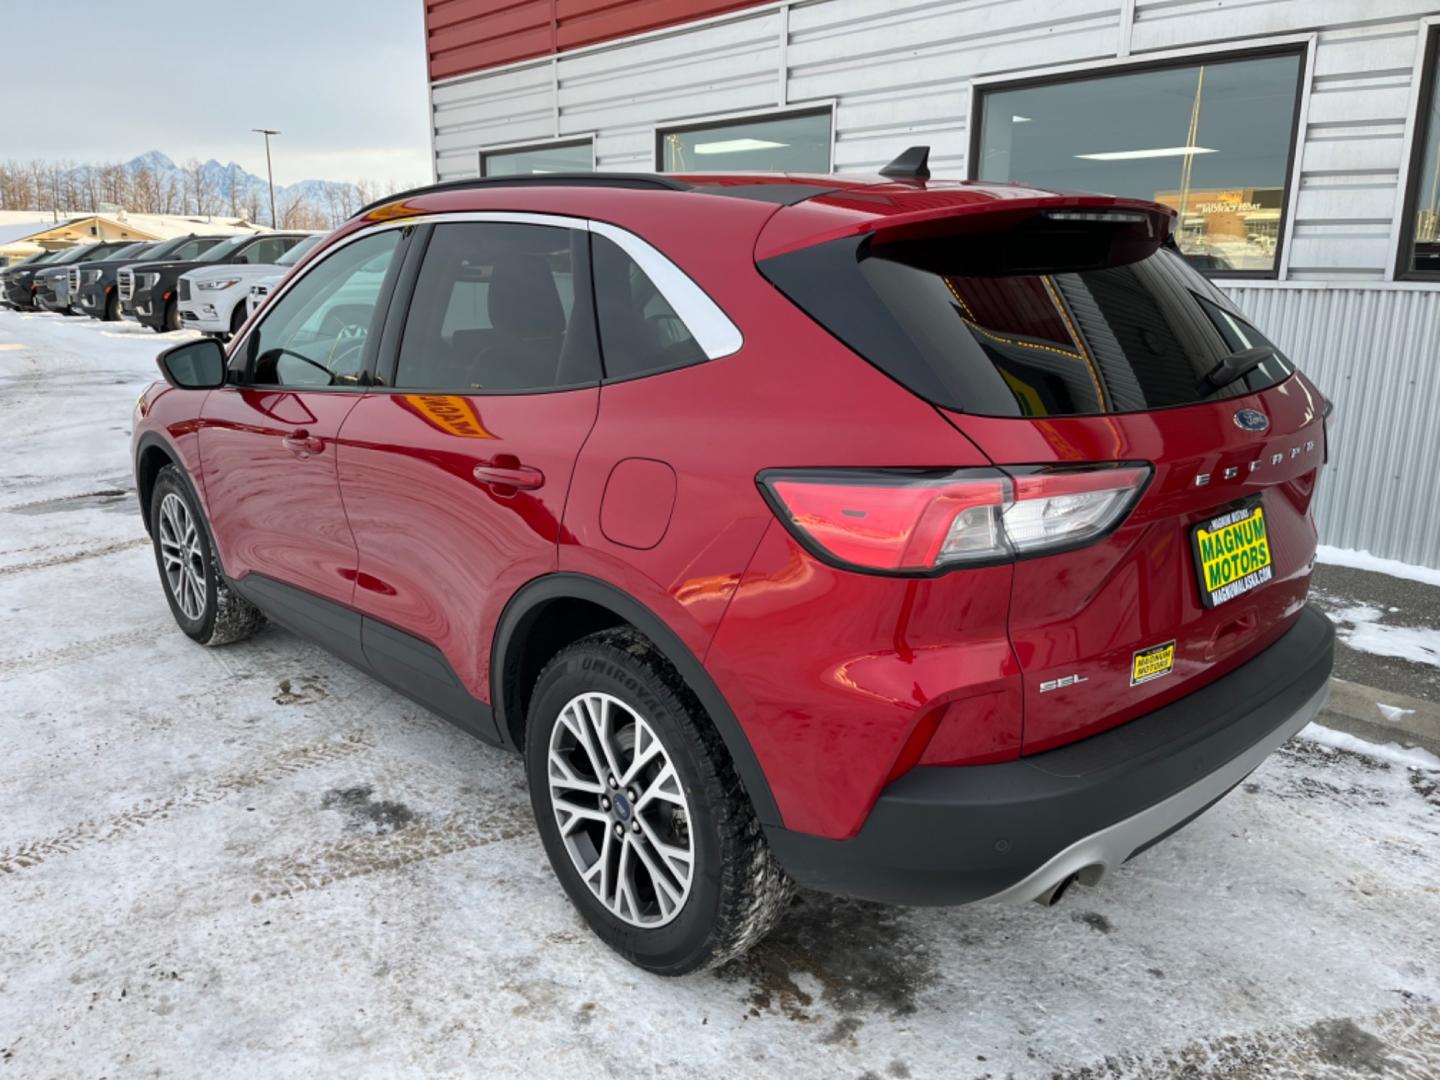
top-left (491, 572), bottom-right (782, 827)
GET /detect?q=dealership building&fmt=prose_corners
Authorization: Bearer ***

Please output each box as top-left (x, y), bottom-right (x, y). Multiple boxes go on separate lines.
top-left (422, 0), bottom-right (1440, 568)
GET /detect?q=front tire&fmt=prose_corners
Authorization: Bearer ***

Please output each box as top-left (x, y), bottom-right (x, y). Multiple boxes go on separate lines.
top-left (526, 628), bottom-right (792, 975)
top-left (103, 291), bottom-right (120, 322)
top-left (149, 465), bottom-right (264, 646)
top-left (158, 298), bottom-right (180, 332)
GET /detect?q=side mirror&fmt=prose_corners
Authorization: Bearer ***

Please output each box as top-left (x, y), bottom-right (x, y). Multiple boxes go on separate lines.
top-left (156, 338), bottom-right (227, 390)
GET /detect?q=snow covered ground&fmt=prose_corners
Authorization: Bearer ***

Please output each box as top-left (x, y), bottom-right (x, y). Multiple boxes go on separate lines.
top-left (1, 311), bottom-right (1438, 1079)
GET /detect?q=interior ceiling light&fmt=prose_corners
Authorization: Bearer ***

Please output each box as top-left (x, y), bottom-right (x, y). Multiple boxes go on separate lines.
top-left (1075, 145), bottom-right (1217, 161)
top-left (692, 138), bottom-right (788, 155)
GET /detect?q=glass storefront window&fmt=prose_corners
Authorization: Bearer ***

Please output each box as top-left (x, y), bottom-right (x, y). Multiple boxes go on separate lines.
top-left (974, 51), bottom-right (1304, 275)
top-left (1401, 29), bottom-right (1440, 278)
top-left (658, 108), bottom-right (832, 173)
top-left (480, 139), bottom-right (593, 177)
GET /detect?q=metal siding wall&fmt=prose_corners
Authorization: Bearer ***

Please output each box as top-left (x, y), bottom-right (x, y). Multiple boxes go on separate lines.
top-left (428, 0), bottom-right (1440, 566)
top-left (1222, 285), bottom-right (1440, 566)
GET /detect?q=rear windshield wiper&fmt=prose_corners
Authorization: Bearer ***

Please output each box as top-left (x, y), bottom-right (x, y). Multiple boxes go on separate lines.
top-left (1203, 346), bottom-right (1275, 391)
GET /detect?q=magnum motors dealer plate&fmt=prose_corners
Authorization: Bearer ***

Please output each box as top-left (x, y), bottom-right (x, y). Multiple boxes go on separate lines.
top-left (1192, 499), bottom-right (1273, 608)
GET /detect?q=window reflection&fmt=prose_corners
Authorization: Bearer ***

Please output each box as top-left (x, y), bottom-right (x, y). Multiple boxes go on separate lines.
top-left (1405, 30), bottom-right (1440, 276)
top-left (977, 52), bottom-right (1303, 274)
top-left (481, 140), bottom-right (593, 177)
top-left (659, 108), bottom-right (831, 173)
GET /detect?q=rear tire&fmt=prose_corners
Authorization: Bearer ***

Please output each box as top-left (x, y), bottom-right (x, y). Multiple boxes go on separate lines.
top-left (526, 628), bottom-right (793, 975)
top-left (149, 465), bottom-right (264, 647)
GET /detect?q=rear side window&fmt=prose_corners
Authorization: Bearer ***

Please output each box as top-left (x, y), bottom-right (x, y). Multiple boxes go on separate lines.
top-left (394, 222), bottom-right (599, 392)
top-left (171, 238), bottom-right (220, 260)
top-left (760, 226), bottom-right (1294, 417)
top-left (591, 234), bottom-right (705, 379)
top-left (237, 236), bottom-right (294, 265)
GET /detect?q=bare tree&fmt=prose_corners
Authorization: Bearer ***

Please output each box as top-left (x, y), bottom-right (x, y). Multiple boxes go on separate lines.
top-left (227, 164), bottom-right (242, 219)
top-left (184, 157), bottom-right (217, 217)
top-left (321, 181), bottom-right (357, 227)
top-left (277, 190), bottom-right (327, 231)
top-left (130, 162), bottom-right (160, 214)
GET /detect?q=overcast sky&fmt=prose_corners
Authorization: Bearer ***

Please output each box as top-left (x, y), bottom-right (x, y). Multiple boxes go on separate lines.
top-left (1, 1), bottom-right (433, 187)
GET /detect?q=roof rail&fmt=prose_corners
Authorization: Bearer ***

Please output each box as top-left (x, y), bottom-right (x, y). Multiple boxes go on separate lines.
top-left (354, 173), bottom-right (692, 217)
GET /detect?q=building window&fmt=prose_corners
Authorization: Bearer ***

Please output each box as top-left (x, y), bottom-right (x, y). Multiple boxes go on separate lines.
top-left (972, 48), bottom-right (1305, 276)
top-left (1400, 28), bottom-right (1440, 279)
top-left (657, 107), bottom-right (832, 173)
top-left (479, 139), bottom-right (593, 177)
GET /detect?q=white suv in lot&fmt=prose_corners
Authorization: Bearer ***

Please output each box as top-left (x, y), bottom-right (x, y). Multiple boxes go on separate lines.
top-left (244, 234), bottom-right (325, 317)
top-left (179, 233), bottom-right (321, 339)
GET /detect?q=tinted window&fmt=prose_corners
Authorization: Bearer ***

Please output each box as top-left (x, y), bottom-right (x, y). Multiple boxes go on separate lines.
top-left (394, 222), bottom-right (598, 392)
top-left (1402, 29), bottom-right (1440, 277)
top-left (481, 140), bottom-right (592, 177)
top-left (196, 236), bottom-right (252, 263)
top-left (237, 236), bottom-right (293, 265)
top-left (591, 234), bottom-right (705, 379)
top-left (278, 235), bottom-right (322, 266)
top-left (245, 231), bottom-right (400, 388)
top-left (976, 52), bottom-right (1302, 274)
top-left (169, 238), bottom-right (221, 260)
top-left (659, 108), bottom-right (831, 173)
top-left (760, 229), bottom-right (1294, 417)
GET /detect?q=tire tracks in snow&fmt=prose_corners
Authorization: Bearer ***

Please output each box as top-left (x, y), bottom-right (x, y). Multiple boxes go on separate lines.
top-left (0, 734), bottom-right (374, 876)
top-left (1051, 1003), bottom-right (1440, 1080)
top-left (0, 627), bottom-right (160, 682)
top-left (0, 536), bottom-right (148, 577)
top-left (247, 806), bottom-right (532, 903)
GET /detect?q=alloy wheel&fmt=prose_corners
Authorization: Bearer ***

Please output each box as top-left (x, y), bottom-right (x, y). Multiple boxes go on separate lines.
top-left (547, 691), bottom-right (695, 928)
top-left (158, 492), bottom-right (207, 621)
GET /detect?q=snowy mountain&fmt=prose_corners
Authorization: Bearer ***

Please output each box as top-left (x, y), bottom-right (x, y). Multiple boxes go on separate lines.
top-left (121, 150), bottom-right (360, 219)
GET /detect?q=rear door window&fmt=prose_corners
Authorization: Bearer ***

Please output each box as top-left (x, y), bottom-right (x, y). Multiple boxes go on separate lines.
top-left (760, 224), bottom-right (1294, 417)
top-left (392, 222), bottom-right (599, 392)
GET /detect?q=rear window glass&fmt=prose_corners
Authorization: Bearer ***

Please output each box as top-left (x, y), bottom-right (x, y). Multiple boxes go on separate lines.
top-left (759, 230), bottom-right (1294, 417)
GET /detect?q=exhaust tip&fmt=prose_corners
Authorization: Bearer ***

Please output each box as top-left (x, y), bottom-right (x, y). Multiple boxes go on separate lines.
top-left (1037, 872), bottom-right (1081, 907)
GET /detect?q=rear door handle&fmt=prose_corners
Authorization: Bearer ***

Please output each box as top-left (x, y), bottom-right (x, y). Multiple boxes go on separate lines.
top-left (473, 458), bottom-right (544, 494)
top-left (282, 429), bottom-right (324, 457)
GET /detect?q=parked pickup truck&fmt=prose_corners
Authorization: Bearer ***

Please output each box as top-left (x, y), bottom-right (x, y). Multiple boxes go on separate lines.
top-left (81, 235), bottom-right (229, 322)
top-left (244, 234), bottom-right (324, 317)
top-left (36, 241), bottom-right (151, 314)
top-left (123, 232), bottom-right (307, 332)
top-left (180, 232), bottom-right (321, 339)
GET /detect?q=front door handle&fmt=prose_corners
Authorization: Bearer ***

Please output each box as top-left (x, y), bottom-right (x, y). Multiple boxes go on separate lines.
top-left (473, 456), bottom-right (544, 495)
top-left (282, 429), bottom-right (324, 457)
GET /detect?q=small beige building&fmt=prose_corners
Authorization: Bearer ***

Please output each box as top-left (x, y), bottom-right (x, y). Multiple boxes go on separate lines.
top-left (0, 211), bottom-right (265, 265)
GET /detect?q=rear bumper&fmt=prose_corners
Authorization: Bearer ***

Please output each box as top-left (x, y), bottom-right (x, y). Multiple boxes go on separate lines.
top-left (767, 603), bottom-right (1334, 905)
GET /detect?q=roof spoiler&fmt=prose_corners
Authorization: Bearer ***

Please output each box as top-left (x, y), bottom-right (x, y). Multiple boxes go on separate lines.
top-left (879, 146), bottom-right (931, 181)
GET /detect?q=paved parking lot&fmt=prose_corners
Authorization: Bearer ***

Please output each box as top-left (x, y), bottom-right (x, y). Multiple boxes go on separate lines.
top-left (1, 311), bottom-right (1438, 1078)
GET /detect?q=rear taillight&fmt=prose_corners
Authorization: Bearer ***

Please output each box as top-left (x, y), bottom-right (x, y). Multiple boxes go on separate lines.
top-left (759, 463), bottom-right (1150, 575)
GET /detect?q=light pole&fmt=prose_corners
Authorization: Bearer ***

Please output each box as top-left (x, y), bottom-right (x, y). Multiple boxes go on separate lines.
top-left (251, 128), bottom-right (281, 228)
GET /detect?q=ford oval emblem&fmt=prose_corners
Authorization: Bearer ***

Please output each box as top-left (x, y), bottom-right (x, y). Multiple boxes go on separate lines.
top-left (1233, 409), bottom-right (1269, 433)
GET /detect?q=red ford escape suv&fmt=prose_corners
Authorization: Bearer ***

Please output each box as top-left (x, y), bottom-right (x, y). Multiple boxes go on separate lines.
top-left (133, 148), bottom-right (1334, 975)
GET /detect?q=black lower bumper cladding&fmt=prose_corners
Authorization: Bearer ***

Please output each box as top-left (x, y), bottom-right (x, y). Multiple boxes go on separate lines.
top-left (767, 604), bottom-right (1335, 905)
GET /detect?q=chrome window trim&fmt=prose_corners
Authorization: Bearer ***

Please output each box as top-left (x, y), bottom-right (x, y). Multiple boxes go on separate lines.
top-left (588, 220), bottom-right (742, 360)
top-left (233, 210), bottom-right (742, 364)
